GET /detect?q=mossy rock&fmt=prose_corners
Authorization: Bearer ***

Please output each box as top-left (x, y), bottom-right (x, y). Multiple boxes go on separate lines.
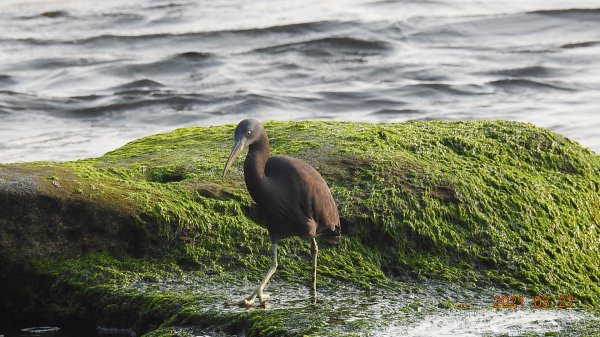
top-left (0, 120), bottom-right (599, 336)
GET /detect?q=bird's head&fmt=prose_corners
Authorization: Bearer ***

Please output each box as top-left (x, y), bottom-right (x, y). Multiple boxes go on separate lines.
top-left (222, 119), bottom-right (264, 178)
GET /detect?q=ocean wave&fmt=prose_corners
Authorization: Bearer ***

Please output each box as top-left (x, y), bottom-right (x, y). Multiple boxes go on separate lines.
top-left (404, 83), bottom-right (490, 96)
top-left (12, 57), bottom-right (117, 70)
top-left (0, 75), bottom-right (15, 87)
top-left (370, 109), bottom-right (420, 116)
top-left (232, 20), bottom-right (353, 36)
top-left (487, 79), bottom-right (575, 91)
top-left (483, 66), bottom-right (562, 78)
top-left (113, 79), bottom-right (165, 90)
top-left (224, 94), bottom-right (282, 114)
top-left (19, 10), bottom-right (70, 20)
top-left (105, 52), bottom-right (217, 77)
top-left (251, 37), bottom-right (391, 56)
top-left (561, 41), bottom-right (600, 49)
top-left (62, 96), bottom-right (206, 118)
top-left (0, 89), bottom-right (211, 120)
top-left (5, 20), bottom-right (354, 47)
top-left (174, 51), bottom-right (213, 61)
top-left (529, 7), bottom-right (600, 18)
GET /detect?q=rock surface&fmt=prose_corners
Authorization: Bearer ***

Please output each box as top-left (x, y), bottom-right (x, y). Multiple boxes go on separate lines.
top-left (0, 121), bottom-right (599, 336)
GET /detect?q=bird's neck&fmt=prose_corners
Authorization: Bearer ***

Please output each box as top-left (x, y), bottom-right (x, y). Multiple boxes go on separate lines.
top-left (244, 132), bottom-right (270, 202)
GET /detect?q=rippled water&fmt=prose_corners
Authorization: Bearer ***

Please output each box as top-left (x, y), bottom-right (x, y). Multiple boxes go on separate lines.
top-left (1, 0), bottom-right (599, 162)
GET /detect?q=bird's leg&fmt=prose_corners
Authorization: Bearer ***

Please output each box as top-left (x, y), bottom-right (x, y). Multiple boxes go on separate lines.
top-left (240, 242), bottom-right (278, 308)
top-left (311, 238), bottom-right (318, 303)
top-left (256, 242), bottom-right (278, 306)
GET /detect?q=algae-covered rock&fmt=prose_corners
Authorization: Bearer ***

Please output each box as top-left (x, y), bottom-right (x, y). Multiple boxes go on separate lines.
top-left (0, 121), bottom-right (599, 336)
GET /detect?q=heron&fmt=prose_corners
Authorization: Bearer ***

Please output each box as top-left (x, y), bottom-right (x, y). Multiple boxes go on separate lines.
top-left (222, 119), bottom-right (341, 307)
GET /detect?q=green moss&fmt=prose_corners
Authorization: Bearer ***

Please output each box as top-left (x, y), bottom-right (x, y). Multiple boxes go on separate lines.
top-left (1, 120), bottom-right (599, 335)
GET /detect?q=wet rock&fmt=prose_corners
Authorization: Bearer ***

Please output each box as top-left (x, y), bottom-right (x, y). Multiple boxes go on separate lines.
top-left (0, 121), bottom-right (599, 336)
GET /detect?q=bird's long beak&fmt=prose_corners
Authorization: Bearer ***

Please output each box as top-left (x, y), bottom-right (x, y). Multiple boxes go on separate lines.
top-left (222, 138), bottom-right (245, 178)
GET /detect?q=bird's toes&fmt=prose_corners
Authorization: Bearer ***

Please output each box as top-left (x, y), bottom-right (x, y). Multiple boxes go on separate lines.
top-left (238, 298), bottom-right (255, 308)
top-left (258, 292), bottom-right (271, 308)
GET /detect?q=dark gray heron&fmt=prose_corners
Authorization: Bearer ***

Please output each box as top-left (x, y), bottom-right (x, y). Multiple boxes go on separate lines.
top-left (223, 119), bottom-right (340, 307)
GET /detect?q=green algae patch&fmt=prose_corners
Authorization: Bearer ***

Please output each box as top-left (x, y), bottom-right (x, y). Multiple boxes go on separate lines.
top-left (1, 120), bottom-right (599, 335)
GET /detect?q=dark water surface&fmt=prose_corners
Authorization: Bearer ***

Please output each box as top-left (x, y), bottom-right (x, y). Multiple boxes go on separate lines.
top-left (1, 0), bottom-right (599, 161)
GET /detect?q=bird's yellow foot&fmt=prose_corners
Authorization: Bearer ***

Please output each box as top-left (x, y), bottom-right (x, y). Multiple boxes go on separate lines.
top-left (258, 292), bottom-right (270, 308)
top-left (239, 298), bottom-right (255, 308)
top-left (237, 292), bottom-right (258, 308)
top-left (236, 290), bottom-right (271, 308)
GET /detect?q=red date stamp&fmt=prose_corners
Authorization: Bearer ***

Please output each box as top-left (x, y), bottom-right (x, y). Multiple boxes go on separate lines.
top-left (492, 295), bottom-right (574, 309)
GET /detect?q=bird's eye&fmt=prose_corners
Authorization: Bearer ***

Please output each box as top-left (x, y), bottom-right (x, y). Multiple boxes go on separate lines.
top-left (245, 131), bottom-right (252, 137)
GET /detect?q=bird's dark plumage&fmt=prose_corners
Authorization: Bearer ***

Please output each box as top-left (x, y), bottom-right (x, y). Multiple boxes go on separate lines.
top-left (222, 119), bottom-right (340, 307)
top-left (261, 155), bottom-right (340, 241)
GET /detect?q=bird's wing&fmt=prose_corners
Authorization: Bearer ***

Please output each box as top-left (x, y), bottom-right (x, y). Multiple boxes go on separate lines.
top-left (265, 156), bottom-right (340, 235)
top-left (263, 156), bottom-right (308, 216)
